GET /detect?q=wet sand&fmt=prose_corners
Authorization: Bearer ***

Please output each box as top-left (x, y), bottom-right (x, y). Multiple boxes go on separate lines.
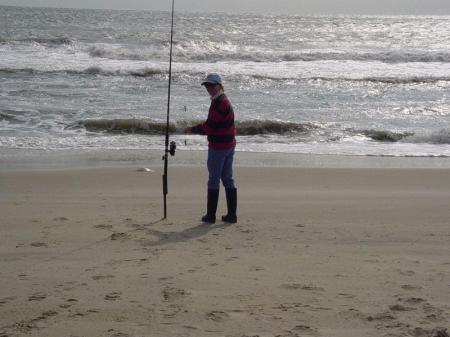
top-left (1, 166), bottom-right (449, 337)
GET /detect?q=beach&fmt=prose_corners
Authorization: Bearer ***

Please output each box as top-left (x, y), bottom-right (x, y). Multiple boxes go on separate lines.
top-left (1, 161), bottom-right (449, 337)
top-left (1, 5), bottom-right (450, 337)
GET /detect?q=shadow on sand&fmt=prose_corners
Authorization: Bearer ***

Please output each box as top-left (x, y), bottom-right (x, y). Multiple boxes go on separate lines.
top-left (138, 220), bottom-right (233, 247)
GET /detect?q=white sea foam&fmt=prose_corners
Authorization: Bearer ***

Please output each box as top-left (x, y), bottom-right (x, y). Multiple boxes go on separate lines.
top-left (405, 129), bottom-right (450, 144)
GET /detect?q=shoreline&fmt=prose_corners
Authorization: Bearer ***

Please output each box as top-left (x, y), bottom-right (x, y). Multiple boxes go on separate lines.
top-left (1, 148), bottom-right (450, 171)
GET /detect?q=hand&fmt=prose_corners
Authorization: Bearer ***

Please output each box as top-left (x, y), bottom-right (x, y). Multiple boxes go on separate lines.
top-left (184, 127), bottom-right (193, 134)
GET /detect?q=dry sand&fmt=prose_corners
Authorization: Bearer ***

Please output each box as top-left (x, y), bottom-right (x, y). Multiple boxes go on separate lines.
top-left (0, 166), bottom-right (449, 337)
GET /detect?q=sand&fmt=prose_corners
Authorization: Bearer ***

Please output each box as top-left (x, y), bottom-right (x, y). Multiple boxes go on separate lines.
top-left (0, 165), bottom-right (449, 337)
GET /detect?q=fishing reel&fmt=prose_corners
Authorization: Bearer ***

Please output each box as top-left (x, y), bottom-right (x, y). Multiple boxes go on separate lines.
top-left (162, 141), bottom-right (176, 161)
top-left (168, 141), bottom-right (176, 156)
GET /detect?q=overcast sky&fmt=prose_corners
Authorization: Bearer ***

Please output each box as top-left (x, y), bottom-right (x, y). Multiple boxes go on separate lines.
top-left (1, 0), bottom-right (450, 15)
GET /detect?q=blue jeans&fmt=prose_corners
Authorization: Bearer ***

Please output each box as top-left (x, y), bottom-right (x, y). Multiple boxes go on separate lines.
top-left (207, 147), bottom-right (236, 190)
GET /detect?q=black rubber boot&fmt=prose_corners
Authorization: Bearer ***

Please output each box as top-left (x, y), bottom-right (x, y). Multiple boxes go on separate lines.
top-left (202, 189), bottom-right (219, 223)
top-left (222, 188), bottom-right (237, 223)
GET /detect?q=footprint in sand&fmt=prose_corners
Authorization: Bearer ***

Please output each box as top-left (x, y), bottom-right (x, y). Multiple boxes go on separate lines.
top-left (188, 266), bottom-right (201, 273)
top-left (104, 292), bottom-right (122, 301)
top-left (94, 224), bottom-right (113, 230)
top-left (28, 293), bottom-right (46, 301)
top-left (401, 284), bottom-right (423, 291)
top-left (162, 287), bottom-right (188, 301)
top-left (338, 293), bottom-right (355, 299)
top-left (367, 312), bottom-right (396, 322)
top-left (110, 233), bottom-right (130, 241)
top-left (92, 275), bottom-right (115, 281)
top-left (35, 310), bottom-right (58, 322)
top-left (389, 304), bottom-right (416, 312)
top-left (423, 303), bottom-right (445, 322)
top-left (404, 297), bottom-right (426, 305)
top-left (338, 308), bottom-right (367, 321)
top-left (16, 310), bottom-right (57, 329)
top-left (30, 242), bottom-right (47, 248)
top-left (291, 324), bottom-right (319, 335)
top-left (12, 321), bottom-right (37, 333)
top-left (61, 298), bottom-right (77, 308)
top-left (53, 217), bottom-right (69, 222)
top-left (57, 281), bottom-right (77, 292)
top-left (183, 325), bottom-right (198, 330)
top-left (410, 327), bottom-right (450, 337)
top-left (18, 273), bottom-right (28, 280)
top-left (397, 269), bottom-right (416, 276)
top-left (0, 296), bottom-right (16, 305)
top-left (225, 256), bottom-right (240, 262)
top-left (110, 333), bottom-right (130, 337)
top-left (206, 310), bottom-right (229, 322)
top-left (281, 283), bottom-right (325, 292)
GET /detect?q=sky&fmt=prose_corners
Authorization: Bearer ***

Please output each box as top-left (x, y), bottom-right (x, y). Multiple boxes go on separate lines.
top-left (1, 0), bottom-right (450, 15)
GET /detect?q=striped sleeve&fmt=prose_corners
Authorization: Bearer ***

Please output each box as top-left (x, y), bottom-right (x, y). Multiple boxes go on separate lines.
top-left (191, 94), bottom-right (236, 149)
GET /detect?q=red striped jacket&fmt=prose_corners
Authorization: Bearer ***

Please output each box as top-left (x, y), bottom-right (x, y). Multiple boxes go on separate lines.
top-left (191, 93), bottom-right (236, 150)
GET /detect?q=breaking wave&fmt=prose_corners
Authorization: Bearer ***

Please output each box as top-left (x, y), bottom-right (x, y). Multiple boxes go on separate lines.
top-left (83, 40), bottom-right (450, 64)
top-left (74, 119), bottom-right (174, 135)
top-left (309, 76), bottom-right (450, 84)
top-left (0, 66), bottom-right (166, 77)
top-left (405, 129), bottom-right (450, 144)
top-left (358, 129), bottom-right (414, 142)
top-left (2, 66), bottom-right (450, 84)
top-left (357, 129), bottom-right (450, 144)
top-left (242, 50), bottom-right (450, 64)
top-left (72, 119), bottom-right (319, 136)
top-left (1, 37), bottom-right (75, 46)
top-left (0, 112), bottom-right (18, 122)
top-left (275, 50), bottom-right (450, 64)
top-left (236, 120), bottom-right (317, 135)
top-left (72, 119), bottom-right (450, 145)
top-left (79, 66), bottom-right (165, 77)
top-left (86, 45), bottom-right (161, 61)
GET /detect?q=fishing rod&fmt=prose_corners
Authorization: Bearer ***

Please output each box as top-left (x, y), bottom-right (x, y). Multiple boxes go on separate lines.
top-left (162, 0), bottom-right (177, 219)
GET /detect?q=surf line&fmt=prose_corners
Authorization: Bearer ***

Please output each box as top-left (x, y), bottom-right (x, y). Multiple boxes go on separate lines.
top-left (162, 0), bottom-right (177, 219)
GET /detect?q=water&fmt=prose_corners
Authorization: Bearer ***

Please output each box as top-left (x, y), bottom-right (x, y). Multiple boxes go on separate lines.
top-left (1, 6), bottom-right (449, 160)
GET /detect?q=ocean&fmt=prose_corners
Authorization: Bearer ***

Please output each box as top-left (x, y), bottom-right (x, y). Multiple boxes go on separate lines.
top-left (1, 6), bottom-right (450, 165)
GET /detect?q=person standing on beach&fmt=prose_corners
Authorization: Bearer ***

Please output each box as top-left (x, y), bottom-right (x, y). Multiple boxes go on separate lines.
top-left (185, 73), bottom-right (237, 224)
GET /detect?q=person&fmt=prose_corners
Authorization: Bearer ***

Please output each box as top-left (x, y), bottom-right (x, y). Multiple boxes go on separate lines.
top-left (185, 73), bottom-right (237, 224)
